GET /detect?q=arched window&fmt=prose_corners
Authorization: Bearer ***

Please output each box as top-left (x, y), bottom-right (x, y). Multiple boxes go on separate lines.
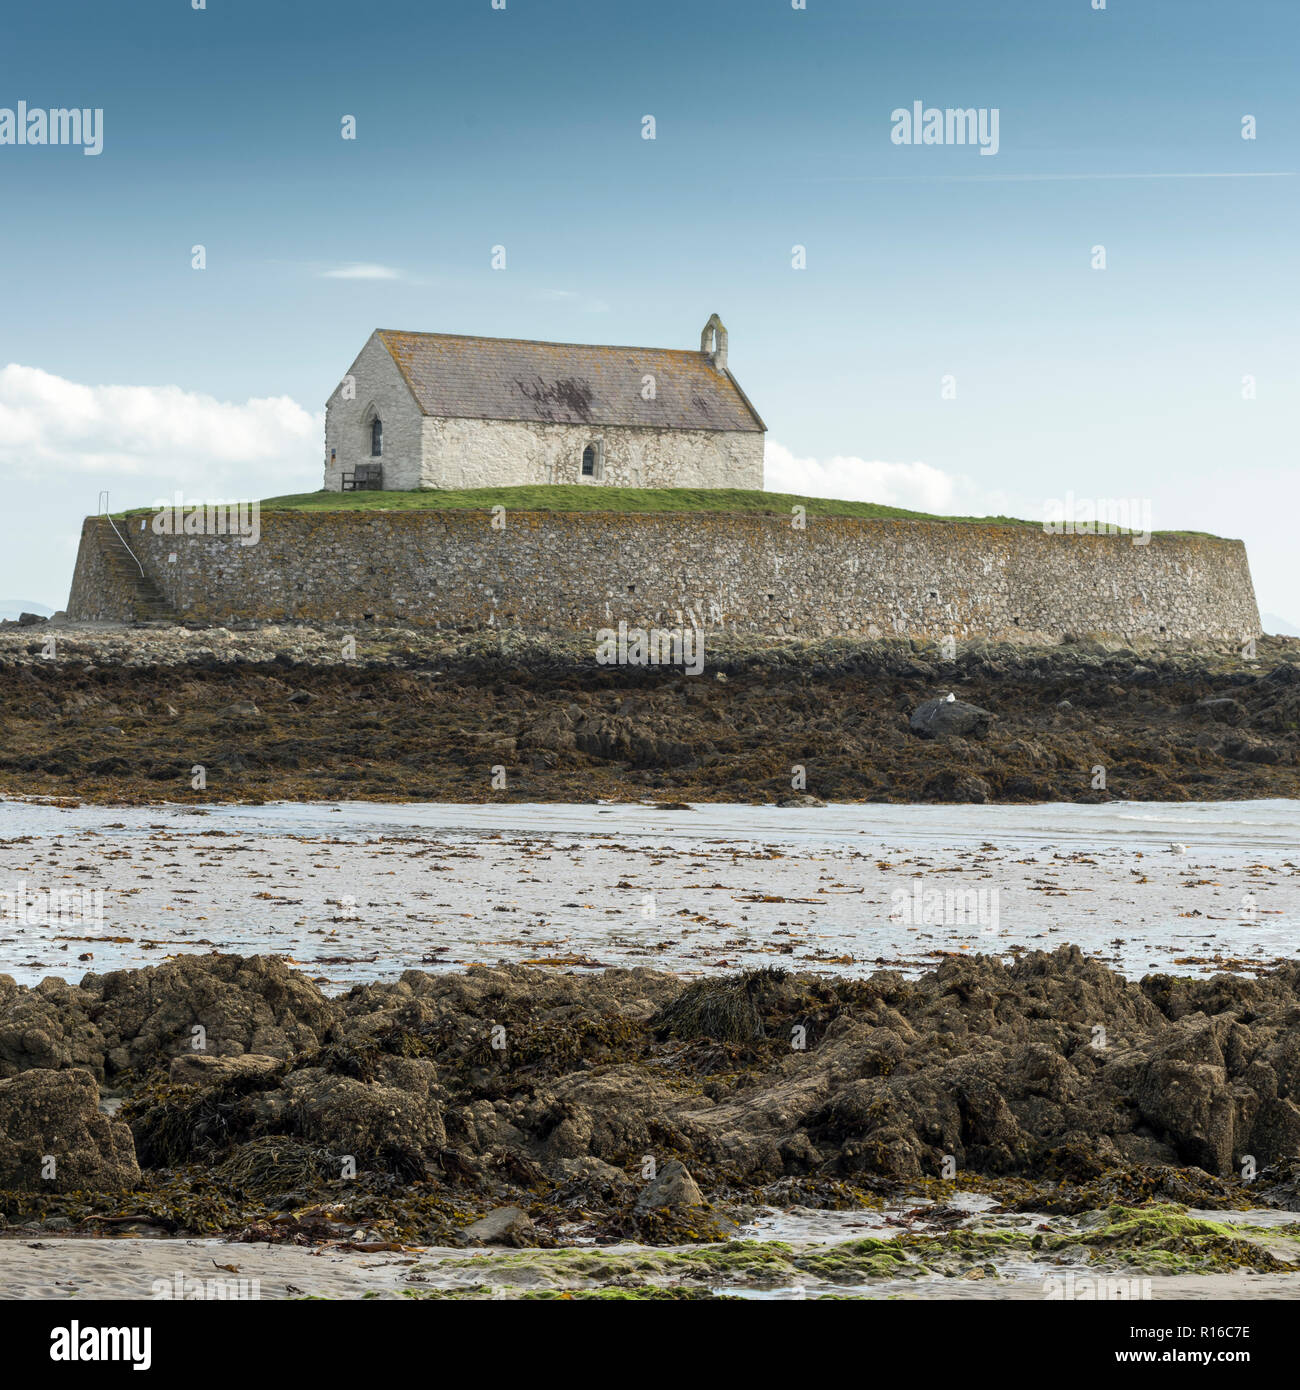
top-left (370, 416), bottom-right (383, 457)
top-left (581, 445), bottom-right (596, 476)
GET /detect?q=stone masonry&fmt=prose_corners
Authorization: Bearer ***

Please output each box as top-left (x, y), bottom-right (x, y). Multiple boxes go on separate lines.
top-left (68, 510), bottom-right (1261, 644)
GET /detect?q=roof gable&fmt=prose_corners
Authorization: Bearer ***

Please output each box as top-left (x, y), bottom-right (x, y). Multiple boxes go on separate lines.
top-left (374, 329), bottom-right (765, 433)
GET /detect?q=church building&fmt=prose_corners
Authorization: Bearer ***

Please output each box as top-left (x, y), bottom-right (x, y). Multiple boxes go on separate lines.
top-left (324, 314), bottom-right (765, 491)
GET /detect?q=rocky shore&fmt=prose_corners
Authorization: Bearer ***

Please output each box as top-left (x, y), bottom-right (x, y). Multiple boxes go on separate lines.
top-left (0, 624), bottom-right (1297, 805)
top-left (5, 947), bottom-right (1300, 1272)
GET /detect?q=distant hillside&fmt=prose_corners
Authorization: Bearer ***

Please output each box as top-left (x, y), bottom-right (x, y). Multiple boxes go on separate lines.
top-left (0, 600), bottom-right (53, 621)
top-left (1262, 612), bottom-right (1300, 637)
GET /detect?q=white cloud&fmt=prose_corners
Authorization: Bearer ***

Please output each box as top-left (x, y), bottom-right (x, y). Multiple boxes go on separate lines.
top-left (0, 364), bottom-right (321, 490)
top-left (532, 288), bottom-right (611, 314)
top-left (764, 439), bottom-right (1012, 514)
top-left (320, 263), bottom-right (402, 280)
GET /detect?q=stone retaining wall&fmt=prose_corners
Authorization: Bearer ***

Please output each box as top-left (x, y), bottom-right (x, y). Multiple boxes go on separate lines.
top-left (67, 509), bottom-right (1261, 643)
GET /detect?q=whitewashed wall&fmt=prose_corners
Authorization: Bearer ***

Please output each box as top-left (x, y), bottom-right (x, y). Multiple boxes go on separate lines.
top-left (418, 415), bottom-right (764, 490)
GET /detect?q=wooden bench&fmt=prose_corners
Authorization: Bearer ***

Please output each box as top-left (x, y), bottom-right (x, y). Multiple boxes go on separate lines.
top-left (341, 463), bottom-right (383, 491)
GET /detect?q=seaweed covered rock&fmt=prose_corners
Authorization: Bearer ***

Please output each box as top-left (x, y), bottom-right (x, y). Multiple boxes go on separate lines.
top-left (215, 1135), bottom-right (348, 1200)
top-left (519, 1067), bottom-right (687, 1168)
top-left (91, 954), bottom-right (333, 1079)
top-left (168, 1053), bottom-right (283, 1088)
top-left (3, 629), bottom-right (1299, 805)
top-left (1133, 1016), bottom-right (1245, 1174)
top-left (128, 1053), bottom-right (446, 1180)
top-left (1253, 1157), bottom-right (1300, 1210)
top-left (637, 1160), bottom-right (704, 1211)
top-left (21, 945), bottom-right (1300, 1215)
top-left (0, 974), bottom-right (106, 1080)
top-left (920, 770), bottom-right (991, 803)
top-left (909, 697), bottom-right (993, 740)
top-left (651, 969), bottom-right (793, 1042)
top-left (270, 1065), bottom-right (445, 1171)
top-left (0, 1067), bottom-right (139, 1191)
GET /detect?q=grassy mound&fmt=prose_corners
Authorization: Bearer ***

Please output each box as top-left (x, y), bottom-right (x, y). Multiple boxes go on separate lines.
top-left (108, 484), bottom-right (1218, 537)
top-left (243, 485), bottom-right (1041, 527)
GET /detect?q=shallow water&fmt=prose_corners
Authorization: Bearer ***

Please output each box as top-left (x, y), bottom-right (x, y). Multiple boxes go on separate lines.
top-left (0, 797), bottom-right (1295, 990)
top-left (2, 795), bottom-right (1298, 851)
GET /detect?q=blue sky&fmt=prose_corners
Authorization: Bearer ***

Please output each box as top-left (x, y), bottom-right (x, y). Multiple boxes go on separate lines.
top-left (1, 0), bottom-right (1296, 624)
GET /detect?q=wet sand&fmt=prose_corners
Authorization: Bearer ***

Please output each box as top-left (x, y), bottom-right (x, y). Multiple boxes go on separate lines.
top-left (5, 1212), bottom-right (1299, 1301)
top-left (0, 799), bottom-right (1295, 991)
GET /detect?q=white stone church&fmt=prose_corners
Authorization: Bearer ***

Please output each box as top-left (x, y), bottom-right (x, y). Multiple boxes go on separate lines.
top-left (324, 314), bottom-right (765, 491)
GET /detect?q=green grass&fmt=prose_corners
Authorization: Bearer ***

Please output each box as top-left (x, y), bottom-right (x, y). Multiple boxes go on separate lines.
top-left (110, 485), bottom-right (1223, 538)
top-left (248, 485), bottom-right (1037, 525)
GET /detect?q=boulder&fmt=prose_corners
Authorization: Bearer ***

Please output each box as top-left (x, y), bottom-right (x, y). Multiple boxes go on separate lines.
top-left (0, 974), bottom-right (106, 1080)
top-left (0, 1068), bottom-right (139, 1191)
top-left (93, 954), bottom-right (333, 1079)
top-left (1194, 698), bottom-right (1245, 725)
top-left (217, 701), bottom-right (261, 719)
top-left (909, 697), bottom-right (993, 740)
top-left (636, 1159), bottom-right (704, 1211)
top-left (246, 1066), bottom-right (446, 1168)
top-left (168, 1053), bottom-right (283, 1087)
top-left (461, 1206), bottom-right (535, 1246)
top-left (921, 770), bottom-right (991, 803)
top-left (1221, 734), bottom-right (1283, 765)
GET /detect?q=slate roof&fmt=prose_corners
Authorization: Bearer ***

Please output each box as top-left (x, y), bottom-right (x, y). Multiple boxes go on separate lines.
top-left (374, 329), bottom-right (765, 433)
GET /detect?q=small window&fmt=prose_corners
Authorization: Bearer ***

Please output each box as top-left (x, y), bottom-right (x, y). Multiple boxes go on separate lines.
top-left (370, 417), bottom-right (383, 457)
top-left (581, 445), bottom-right (596, 477)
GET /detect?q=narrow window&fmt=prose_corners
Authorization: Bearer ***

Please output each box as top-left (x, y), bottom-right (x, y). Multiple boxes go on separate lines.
top-left (581, 445), bottom-right (596, 476)
top-left (371, 416), bottom-right (383, 457)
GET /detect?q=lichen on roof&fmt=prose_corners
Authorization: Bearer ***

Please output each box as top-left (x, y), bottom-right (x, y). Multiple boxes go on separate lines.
top-left (374, 329), bottom-right (765, 433)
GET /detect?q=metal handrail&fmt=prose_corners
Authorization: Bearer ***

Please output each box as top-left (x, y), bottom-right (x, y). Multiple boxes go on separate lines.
top-left (97, 490), bottom-right (146, 577)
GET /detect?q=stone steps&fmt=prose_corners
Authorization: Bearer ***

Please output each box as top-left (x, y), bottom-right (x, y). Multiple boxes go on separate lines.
top-left (96, 520), bottom-right (179, 624)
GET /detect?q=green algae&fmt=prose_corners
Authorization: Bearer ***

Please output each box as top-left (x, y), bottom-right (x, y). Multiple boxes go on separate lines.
top-left (396, 1284), bottom-right (740, 1301)
top-left (1042, 1203), bottom-right (1297, 1274)
top-left (434, 1203), bottom-right (1296, 1292)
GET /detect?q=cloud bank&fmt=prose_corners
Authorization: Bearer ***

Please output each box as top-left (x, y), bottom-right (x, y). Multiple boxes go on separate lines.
top-left (763, 440), bottom-right (1011, 516)
top-left (0, 364), bottom-right (321, 490)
